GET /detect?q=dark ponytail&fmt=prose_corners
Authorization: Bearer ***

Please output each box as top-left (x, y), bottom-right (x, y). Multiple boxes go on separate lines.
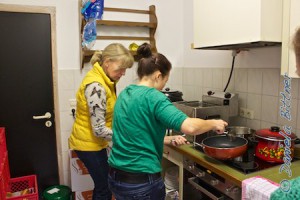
top-left (136, 43), bottom-right (172, 79)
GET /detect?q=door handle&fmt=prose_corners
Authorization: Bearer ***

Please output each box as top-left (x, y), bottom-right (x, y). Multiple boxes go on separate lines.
top-left (33, 112), bottom-right (52, 120)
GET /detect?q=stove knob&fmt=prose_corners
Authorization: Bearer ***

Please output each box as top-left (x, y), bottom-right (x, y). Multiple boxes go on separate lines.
top-left (207, 90), bottom-right (215, 95)
top-left (224, 92), bottom-right (232, 99)
top-left (210, 179), bottom-right (219, 186)
top-left (196, 171), bottom-right (205, 177)
top-left (188, 165), bottom-right (194, 170)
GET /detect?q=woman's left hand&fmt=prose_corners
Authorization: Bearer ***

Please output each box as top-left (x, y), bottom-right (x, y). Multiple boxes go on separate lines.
top-left (164, 135), bottom-right (190, 146)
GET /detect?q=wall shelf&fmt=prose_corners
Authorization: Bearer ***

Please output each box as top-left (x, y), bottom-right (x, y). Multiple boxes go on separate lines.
top-left (80, 5), bottom-right (157, 68)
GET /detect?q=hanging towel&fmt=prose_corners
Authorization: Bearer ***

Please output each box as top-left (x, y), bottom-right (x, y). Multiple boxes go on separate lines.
top-left (242, 176), bottom-right (279, 200)
top-left (270, 177), bottom-right (300, 200)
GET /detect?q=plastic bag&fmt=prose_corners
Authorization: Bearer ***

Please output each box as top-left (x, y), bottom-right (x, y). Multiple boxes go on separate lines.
top-left (82, 20), bottom-right (97, 49)
top-left (81, 0), bottom-right (104, 49)
top-left (82, 0), bottom-right (104, 21)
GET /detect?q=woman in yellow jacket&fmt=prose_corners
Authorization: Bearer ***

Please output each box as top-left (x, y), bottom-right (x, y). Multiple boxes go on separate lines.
top-left (69, 43), bottom-right (134, 200)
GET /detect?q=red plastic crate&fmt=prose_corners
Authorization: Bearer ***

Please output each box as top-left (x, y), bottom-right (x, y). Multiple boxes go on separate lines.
top-left (5, 175), bottom-right (38, 200)
top-left (0, 127), bottom-right (6, 161)
top-left (0, 153), bottom-right (9, 200)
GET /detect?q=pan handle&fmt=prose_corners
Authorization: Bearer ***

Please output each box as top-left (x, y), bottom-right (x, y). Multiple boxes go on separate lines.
top-left (194, 142), bottom-right (204, 149)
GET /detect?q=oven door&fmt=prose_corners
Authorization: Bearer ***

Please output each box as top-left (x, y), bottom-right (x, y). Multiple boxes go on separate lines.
top-left (183, 168), bottom-right (226, 200)
top-left (183, 159), bottom-right (241, 200)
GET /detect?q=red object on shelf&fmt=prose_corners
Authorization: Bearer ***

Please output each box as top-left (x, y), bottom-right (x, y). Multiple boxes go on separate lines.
top-left (0, 127), bottom-right (9, 200)
top-left (5, 175), bottom-right (38, 200)
top-left (1, 153), bottom-right (10, 200)
top-left (0, 127), bottom-right (6, 161)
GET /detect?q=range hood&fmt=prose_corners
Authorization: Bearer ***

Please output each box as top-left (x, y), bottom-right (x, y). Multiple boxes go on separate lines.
top-left (193, 0), bottom-right (283, 50)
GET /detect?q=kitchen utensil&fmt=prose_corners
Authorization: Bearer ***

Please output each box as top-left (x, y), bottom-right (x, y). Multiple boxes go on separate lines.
top-left (255, 126), bottom-right (297, 163)
top-left (201, 135), bottom-right (248, 160)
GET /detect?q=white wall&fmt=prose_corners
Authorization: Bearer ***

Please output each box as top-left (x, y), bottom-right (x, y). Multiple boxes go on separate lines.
top-left (0, 0), bottom-right (185, 69)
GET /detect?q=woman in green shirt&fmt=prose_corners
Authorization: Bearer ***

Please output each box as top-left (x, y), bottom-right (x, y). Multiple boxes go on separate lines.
top-left (108, 43), bottom-right (228, 200)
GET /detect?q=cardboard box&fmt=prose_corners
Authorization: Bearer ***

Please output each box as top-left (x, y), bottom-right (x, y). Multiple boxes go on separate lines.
top-left (69, 150), bottom-right (94, 192)
top-left (75, 190), bottom-right (93, 200)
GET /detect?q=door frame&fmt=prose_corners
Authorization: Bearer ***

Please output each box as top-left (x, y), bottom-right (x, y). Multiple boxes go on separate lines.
top-left (0, 4), bottom-right (63, 183)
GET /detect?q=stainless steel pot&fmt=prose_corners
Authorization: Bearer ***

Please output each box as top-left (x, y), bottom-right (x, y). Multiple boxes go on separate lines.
top-left (225, 126), bottom-right (255, 162)
top-left (225, 126), bottom-right (255, 140)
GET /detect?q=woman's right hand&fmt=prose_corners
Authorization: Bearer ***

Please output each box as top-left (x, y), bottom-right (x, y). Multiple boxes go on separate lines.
top-left (180, 118), bottom-right (228, 136)
top-left (212, 119), bottom-right (228, 134)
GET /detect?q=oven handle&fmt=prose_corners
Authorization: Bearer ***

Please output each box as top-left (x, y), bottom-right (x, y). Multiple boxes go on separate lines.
top-left (188, 177), bottom-right (224, 200)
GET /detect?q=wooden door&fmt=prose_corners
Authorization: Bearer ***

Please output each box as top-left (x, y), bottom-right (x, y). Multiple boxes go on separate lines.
top-left (0, 8), bottom-right (59, 195)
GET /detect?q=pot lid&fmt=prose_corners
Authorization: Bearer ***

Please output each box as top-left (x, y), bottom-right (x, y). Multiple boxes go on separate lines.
top-left (255, 126), bottom-right (297, 140)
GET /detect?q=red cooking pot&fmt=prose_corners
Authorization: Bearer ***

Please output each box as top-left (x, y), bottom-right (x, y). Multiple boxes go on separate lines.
top-left (255, 126), bottom-right (297, 163)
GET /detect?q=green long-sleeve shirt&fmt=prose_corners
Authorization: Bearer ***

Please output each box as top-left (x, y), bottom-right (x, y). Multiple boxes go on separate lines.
top-left (108, 85), bottom-right (187, 173)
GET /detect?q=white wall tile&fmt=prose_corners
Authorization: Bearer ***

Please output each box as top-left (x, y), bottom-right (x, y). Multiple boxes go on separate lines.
top-left (212, 69), bottom-right (223, 91)
top-left (262, 69), bottom-right (280, 96)
top-left (60, 111), bottom-right (75, 132)
top-left (247, 94), bottom-right (262, 120)
top-left (193, 68), bottom-right (203, 87)
top-left (260, 121), bottom-right (278, 129)
top-left (247, 69), bottom-right (263, 94)
top-left (261, 95), bottom-right (278, 124)
top-left (182, 85), bottom-right (197, 101)
top-left (183, 68), bottom-right (195, 86)
top-left (237, 92), bottom-right (247, 108)
top-left (246, 119), bottom-right (261, 130)
top-left (202, 69), bottom-right (213, 88)
top-left (234, 69), bottom-right (248, 93)
top-left (169, 67), bottom-right (183, 87)
top-left (229, 116), bottom-right (247, 126)
top-left (58, 90), bottom-right (76, 112)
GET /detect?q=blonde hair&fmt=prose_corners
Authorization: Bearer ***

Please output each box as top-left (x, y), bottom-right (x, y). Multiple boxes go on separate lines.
top-left (90, 43), bottom-right (134, 69)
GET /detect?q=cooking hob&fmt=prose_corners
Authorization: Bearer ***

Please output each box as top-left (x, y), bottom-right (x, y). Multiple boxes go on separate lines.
top-left (193, 143), bottom-right (297, 174)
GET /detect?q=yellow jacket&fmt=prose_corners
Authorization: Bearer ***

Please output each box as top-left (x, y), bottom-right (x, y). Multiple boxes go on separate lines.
top-left (69, 63), bottom-right (116, 151)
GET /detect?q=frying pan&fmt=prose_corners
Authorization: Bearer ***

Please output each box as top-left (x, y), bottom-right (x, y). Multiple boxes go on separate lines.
top-left (201, 135), bottom-right (248, 160)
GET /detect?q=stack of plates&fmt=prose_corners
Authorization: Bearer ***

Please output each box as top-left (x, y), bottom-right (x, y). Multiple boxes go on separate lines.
top-left (164, 166), bottom-right (179, 191)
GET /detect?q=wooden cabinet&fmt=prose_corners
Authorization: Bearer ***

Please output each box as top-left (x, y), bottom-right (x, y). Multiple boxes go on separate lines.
top-left (281, 0), bottom-right (300, 78)
top-left (162, 145), bottom-right (184, 200)
top-left (80, 5), bottom-right (157, 68)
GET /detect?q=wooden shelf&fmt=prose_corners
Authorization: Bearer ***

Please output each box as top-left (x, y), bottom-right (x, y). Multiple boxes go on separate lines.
top-left (80, 5), bottom-right (157, 68)
top-left (96, 20), bottom-right (156, 28)
top-left (96, 36), bottom-right (151, 40)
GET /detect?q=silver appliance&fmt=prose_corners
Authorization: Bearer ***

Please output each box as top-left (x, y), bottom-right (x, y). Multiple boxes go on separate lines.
top-left (173, 91), bottom-right (239, 144)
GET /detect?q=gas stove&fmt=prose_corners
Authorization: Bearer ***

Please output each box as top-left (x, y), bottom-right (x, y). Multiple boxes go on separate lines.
top-left (193, 141), bottom-right (297, 174)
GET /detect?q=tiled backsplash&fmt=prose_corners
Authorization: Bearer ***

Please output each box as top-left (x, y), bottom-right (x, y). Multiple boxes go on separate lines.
top-left (57, 66), bottom-right (300, 185)
top-left (179, 68), bottom-right (300, 138)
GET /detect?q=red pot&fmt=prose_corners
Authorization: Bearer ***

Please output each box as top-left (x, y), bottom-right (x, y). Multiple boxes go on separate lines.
top-left (255, 126), bottom-right (297, 163)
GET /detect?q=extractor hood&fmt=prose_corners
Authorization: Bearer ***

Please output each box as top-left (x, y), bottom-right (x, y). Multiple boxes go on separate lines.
top-left (193, 0), bottom-right (283, 50)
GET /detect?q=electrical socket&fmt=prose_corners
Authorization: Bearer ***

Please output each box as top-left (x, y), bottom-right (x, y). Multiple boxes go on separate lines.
top-left (239, 107), bottom-right (254, 119)
top-left (69, 99), bottom-right (77, 109)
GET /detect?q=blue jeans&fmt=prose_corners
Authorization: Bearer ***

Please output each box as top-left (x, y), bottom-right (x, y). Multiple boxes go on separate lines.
top-left (108, 170), bottom-right (165, 200)
top-left (75, 149), bottom-right (112, 200)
